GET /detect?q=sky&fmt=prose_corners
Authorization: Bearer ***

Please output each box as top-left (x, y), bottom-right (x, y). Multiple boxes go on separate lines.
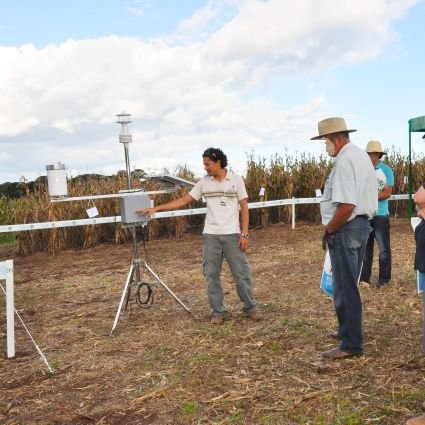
top-left (1, 0), bottom-right (425, 184)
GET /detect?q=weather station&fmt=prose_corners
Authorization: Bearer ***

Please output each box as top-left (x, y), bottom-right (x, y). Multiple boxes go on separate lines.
top-left (46, 112), bottom-right (194, 335)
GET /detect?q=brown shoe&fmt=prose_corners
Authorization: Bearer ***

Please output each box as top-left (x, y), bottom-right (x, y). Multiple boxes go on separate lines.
top-left (321, 346), bottom-right (362, 359)
top-left (407, 415), bottom-right (425, 425)
top-left (245, 310), bottom-right (263, 322)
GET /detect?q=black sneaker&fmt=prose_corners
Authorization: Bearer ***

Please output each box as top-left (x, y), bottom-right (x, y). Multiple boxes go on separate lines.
top-left (375, 279), bottom-right (390, 288)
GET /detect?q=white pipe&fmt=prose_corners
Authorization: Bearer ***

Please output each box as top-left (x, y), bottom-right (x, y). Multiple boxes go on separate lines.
top-left (49, 189), bottom-right (171, 203)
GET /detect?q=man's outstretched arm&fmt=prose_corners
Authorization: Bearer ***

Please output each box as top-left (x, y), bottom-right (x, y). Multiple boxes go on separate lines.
top-left (137, 194), bottom-right (195, 218)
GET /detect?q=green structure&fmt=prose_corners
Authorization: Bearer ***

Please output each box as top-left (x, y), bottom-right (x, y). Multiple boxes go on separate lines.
top-left (408, 115), bottom-right (425, 216)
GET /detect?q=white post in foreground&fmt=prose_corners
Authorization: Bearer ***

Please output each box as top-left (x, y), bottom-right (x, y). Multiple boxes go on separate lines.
top-left (291, 197), bottom-right (296, 229)
top-left (0, 260), bottom-right (14, 358)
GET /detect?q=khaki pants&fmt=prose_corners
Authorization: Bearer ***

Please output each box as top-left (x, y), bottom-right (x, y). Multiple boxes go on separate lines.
top-left (202, 233), bottom-right (257, 316)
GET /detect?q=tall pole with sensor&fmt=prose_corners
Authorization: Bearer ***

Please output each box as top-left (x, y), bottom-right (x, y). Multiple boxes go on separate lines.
top-left (116, 112), bottom-right (141, 285)
top-left (110, 113), bottom-right (192, 335)
top-left (45, 112), bottom-right (192, 335)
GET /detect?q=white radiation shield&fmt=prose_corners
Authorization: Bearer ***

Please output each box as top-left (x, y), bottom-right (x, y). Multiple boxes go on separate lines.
top-left (46, 163), bottom-right (67, 198)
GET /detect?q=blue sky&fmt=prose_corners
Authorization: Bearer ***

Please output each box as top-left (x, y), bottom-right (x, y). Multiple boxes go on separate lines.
top-left (1, 0), bottom-right (424, 184)
top-left (1, 1), bottom-right (208, 46)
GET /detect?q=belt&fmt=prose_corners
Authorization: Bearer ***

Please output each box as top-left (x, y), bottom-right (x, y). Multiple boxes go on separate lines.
top-left (355, 215), bottom-right (368, 219)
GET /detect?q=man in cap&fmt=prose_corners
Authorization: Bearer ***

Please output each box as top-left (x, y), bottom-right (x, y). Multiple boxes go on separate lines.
top-left (311, 117), bottom-right (377, 359)
top-left (360, 141), bottom-right (394, 287)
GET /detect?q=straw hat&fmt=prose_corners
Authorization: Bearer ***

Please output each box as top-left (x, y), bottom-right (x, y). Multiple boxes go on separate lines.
top-left (366, 140), bottom-right (386, 155)
top-left (311, 117), bottom-right (357, 140)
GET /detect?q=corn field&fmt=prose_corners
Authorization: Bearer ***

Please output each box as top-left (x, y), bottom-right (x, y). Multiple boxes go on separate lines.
top-left (1, 151), bottom-right (425, 255)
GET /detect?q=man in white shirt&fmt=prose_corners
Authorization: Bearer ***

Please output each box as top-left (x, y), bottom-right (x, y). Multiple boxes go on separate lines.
top-left (138, 148), bottom-right (260, 324)
top-left (311, 117), bottom-right (377, 359)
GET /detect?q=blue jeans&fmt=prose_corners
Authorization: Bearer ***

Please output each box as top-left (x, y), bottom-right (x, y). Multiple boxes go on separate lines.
top-left (360, 216), bottom-right (391, 283)
top-left (329, 216), bottom-right (371, 354)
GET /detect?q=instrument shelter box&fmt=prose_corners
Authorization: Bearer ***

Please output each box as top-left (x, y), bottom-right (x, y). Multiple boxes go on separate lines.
top-left (120, 194), bottom-right (151, 226)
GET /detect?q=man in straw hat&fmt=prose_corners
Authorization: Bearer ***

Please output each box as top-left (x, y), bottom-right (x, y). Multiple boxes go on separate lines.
top-left (311, 117), bottom-right (377, 359)
top-left (360, 141), bottom-right (394, 288)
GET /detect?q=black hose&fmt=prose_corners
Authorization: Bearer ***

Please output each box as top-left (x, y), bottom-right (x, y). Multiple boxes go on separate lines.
top-left (135, 281), bottom-right (153, 308)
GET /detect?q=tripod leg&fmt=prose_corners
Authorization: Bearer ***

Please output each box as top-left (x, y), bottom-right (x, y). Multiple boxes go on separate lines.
top-left (124, 262), bottom-right (138, 311)
top-left (142, 260), bottom-right (192, 314)
top-left (110, 263), bottom-right (136, 336)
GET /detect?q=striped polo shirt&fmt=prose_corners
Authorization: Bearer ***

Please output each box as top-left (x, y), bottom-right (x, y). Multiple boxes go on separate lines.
top-left (189, 171), bottom-right (248, 234)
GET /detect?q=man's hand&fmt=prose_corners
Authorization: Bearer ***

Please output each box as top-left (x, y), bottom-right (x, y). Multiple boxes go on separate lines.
top-left (378, 185), bottom-right (393, 200)
top-left (418, 207), bottom-right (425, 220)
top-left (137, 207), bottom-right (157, 218)
top-left (237, 236), bottom-right (249, 252)
top-left (136, 194), bottom-right (193, 219)
top-left (322, 230), bottom-right (335, 250)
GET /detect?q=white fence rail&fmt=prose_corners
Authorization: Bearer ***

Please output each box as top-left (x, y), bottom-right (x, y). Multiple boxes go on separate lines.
top-left (0, 194), bottom-right (410, 234)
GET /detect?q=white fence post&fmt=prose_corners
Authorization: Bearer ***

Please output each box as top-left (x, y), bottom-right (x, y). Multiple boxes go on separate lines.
top-left (0, 260), bottom-right (14, 358)
top-left (291, 197), bottom-right (296, 229)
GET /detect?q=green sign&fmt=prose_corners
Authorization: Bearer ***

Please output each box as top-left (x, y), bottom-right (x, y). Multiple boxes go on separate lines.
top-left (409, 115), bottom-right (425, 132)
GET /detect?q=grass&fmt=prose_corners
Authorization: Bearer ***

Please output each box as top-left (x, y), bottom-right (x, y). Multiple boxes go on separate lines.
top-left (182, 401), bottom-right (198, 415)
top-left (1, 216), bottom-right (425, 424)
top-left (0, 232), bottom-right (15, 245)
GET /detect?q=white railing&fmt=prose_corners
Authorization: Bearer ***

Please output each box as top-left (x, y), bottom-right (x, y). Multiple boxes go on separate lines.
top-left (0, 194), bottom-right (410, 233)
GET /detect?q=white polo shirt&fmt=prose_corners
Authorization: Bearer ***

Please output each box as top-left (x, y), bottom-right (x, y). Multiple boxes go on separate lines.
top-left (320, 142), bottom-right (378, 225)
top-left (189, 171), bottom-right (248, 234)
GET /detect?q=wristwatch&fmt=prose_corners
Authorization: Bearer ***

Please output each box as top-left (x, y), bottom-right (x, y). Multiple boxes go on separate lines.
top-left (241, 233), bottom-right (249, 239)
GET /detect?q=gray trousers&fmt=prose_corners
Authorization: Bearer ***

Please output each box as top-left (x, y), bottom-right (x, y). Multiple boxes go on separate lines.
top-left (202, 234), bottom-right (258, 315)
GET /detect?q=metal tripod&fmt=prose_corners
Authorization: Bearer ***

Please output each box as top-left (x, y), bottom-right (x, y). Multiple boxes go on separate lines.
top-left (110, 226), bottom-right (192, 335)
top-left (111, 112), bottom-right (191, 335)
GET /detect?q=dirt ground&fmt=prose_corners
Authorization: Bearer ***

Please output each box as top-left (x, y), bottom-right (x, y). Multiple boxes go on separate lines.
top-left (1, 219), bottom-right (425, 425)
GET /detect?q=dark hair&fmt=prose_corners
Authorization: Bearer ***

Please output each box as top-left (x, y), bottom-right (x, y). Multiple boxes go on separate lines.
top-left (328, 131), bottom-right (350, 142)
top-left (202, 148), bottom-right (228, 168)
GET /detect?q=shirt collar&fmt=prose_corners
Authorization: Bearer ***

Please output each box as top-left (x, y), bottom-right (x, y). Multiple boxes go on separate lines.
top-left (208, 170), bottom-right (231, 181)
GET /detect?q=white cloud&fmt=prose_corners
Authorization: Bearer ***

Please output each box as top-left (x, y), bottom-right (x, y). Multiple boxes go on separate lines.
top-left (206, 0), bottom-right (419, 68)
top-left (126, 7), bottom-right (144, 16)
top-left (177, 1), bottom-right (224, 34)
top-left (0, 0), bottom-right (420, 182)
